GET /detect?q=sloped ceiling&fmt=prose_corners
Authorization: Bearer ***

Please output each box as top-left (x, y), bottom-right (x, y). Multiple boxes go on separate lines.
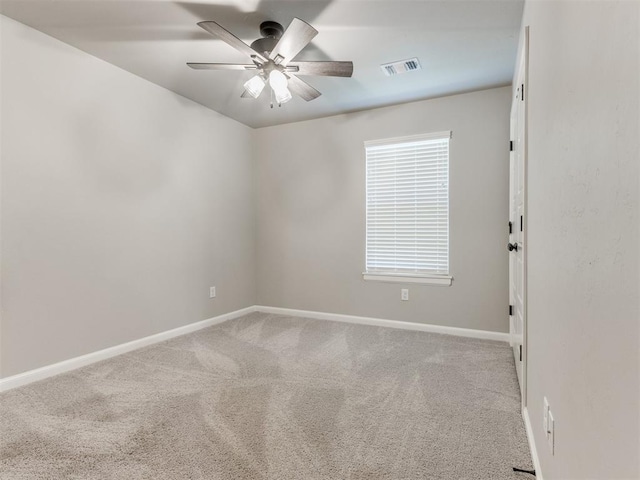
top-left (0, 0), bottom-right (524, 128)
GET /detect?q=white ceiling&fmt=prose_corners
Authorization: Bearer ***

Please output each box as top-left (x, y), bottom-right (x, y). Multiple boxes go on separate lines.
top-left (0, 0), bottom-right (524, 128)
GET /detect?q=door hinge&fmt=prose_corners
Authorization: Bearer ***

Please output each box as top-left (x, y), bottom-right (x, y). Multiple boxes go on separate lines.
top-left (520, 215), bottom-right (523, 232)
top-left (521, 84), bottom-right (525, 101)
top-left (508, 221), bottom-right (513, 234)
top-left (510, 140), bottom-right (514, 151)
top-left (509, 305), bottom-right (514, 316)
top-left (519, 344), bottom-right (523, 361)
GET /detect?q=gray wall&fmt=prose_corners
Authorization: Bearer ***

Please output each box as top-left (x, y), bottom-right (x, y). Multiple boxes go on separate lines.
top-left (522, 1), bottom-right (639, 478)
top-left (255, 87), bottom-right (512, 333)
top-left (0, 16), bottom-right (256, 377)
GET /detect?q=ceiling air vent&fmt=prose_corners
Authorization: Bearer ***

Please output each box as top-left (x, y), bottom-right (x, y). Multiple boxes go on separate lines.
top-left (381, 58), bottom-right (421, 76)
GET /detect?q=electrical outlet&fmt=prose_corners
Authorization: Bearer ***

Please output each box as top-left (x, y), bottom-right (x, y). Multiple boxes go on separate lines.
top-left (209, 286), bottom-right (216, 298)
top-left (547, 410), bottom-right (555, 455)
top-left (401, 289), bottom-right (409, 301)
top-left (543, 397), bottom-right (549, 438)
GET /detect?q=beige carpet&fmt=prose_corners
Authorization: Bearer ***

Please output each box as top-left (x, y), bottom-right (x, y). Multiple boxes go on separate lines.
top-left (0, 312), bottom-right (534, 479)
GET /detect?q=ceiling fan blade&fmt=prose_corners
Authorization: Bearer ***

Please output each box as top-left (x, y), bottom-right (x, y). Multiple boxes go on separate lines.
top-left (197, 21), bottom-right (267, 63)
top-left (269, 18), bottom-right (318, 65)
top-left (287, 75), bottom-right (321, 101)
top-left (288, 61), bottom-right (353, 77)
top-left (187, 63), bottom-right (258, 70)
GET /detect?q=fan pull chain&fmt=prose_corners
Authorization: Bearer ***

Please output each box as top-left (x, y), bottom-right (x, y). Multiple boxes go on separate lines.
top-left (269, 86), bottom-right (283, 108)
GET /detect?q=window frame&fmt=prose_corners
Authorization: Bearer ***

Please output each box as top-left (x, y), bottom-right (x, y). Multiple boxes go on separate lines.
top-left (362, 131), bottom-right (453, 287)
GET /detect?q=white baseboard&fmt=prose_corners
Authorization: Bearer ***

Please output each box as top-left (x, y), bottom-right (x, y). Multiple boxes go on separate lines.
top-left (0, 306), bottom-right (257, 393)
top-left (523, 406), bottom-right (544, 480)
top-left (1, 305), bottom-right (508, 393)
top-left (254, 306), bottom-right (510, 342)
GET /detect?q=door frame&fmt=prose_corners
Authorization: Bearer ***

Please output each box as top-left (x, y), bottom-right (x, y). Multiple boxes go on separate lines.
top-left (509, 26), bottom-right (529, 408)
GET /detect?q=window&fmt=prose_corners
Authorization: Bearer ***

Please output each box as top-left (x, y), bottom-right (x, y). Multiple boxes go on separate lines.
top-left (364, 131), bottom-right (452, 286)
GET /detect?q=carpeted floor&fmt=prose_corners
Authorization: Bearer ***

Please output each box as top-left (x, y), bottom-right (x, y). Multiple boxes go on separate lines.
top-left (0, 312), bottom-right (534, 479)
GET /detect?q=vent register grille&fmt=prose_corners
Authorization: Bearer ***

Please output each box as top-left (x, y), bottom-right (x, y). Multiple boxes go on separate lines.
top-left (381, 58), bottom-right (421, 76)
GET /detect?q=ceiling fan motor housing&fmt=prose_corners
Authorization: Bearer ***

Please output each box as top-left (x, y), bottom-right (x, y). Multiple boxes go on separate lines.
top-left (251, 21), bottom-right (284, 56)
top-left (250, 37), bottom-right (279, 56)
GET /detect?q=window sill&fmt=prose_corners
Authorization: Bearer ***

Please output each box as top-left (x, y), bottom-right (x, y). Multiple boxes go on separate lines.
top-left (362, 273), bottom-right (453, 286)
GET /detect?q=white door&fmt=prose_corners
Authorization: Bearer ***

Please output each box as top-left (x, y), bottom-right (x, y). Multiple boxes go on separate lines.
top-left (509, 30), bottom-right (528, 399)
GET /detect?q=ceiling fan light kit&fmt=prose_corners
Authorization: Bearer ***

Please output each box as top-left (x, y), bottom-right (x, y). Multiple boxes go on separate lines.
top-left (187, 18), bottom-right (353, 108)
top-left (268, 70), bottom-right (292, 105)
top-left (243, 75), bottom-right (266, 99)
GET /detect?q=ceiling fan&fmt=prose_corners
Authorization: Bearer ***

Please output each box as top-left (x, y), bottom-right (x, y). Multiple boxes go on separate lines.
top-left (187, 18), bottom-right (353, 107)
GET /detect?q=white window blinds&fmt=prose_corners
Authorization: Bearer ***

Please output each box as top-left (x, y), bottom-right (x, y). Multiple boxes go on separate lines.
top-left (365, 131), bottom-right (450, 277)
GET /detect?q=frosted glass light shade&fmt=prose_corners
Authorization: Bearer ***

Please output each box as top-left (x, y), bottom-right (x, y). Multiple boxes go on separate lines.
top-left (269, 70), bottom-right (292, 104)
top-left (274, 87), bottom-right (292, 104)
top-left (269, 70), bottom-right (288, 90)
top-left (243, 75), bottom-right (265, 98)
